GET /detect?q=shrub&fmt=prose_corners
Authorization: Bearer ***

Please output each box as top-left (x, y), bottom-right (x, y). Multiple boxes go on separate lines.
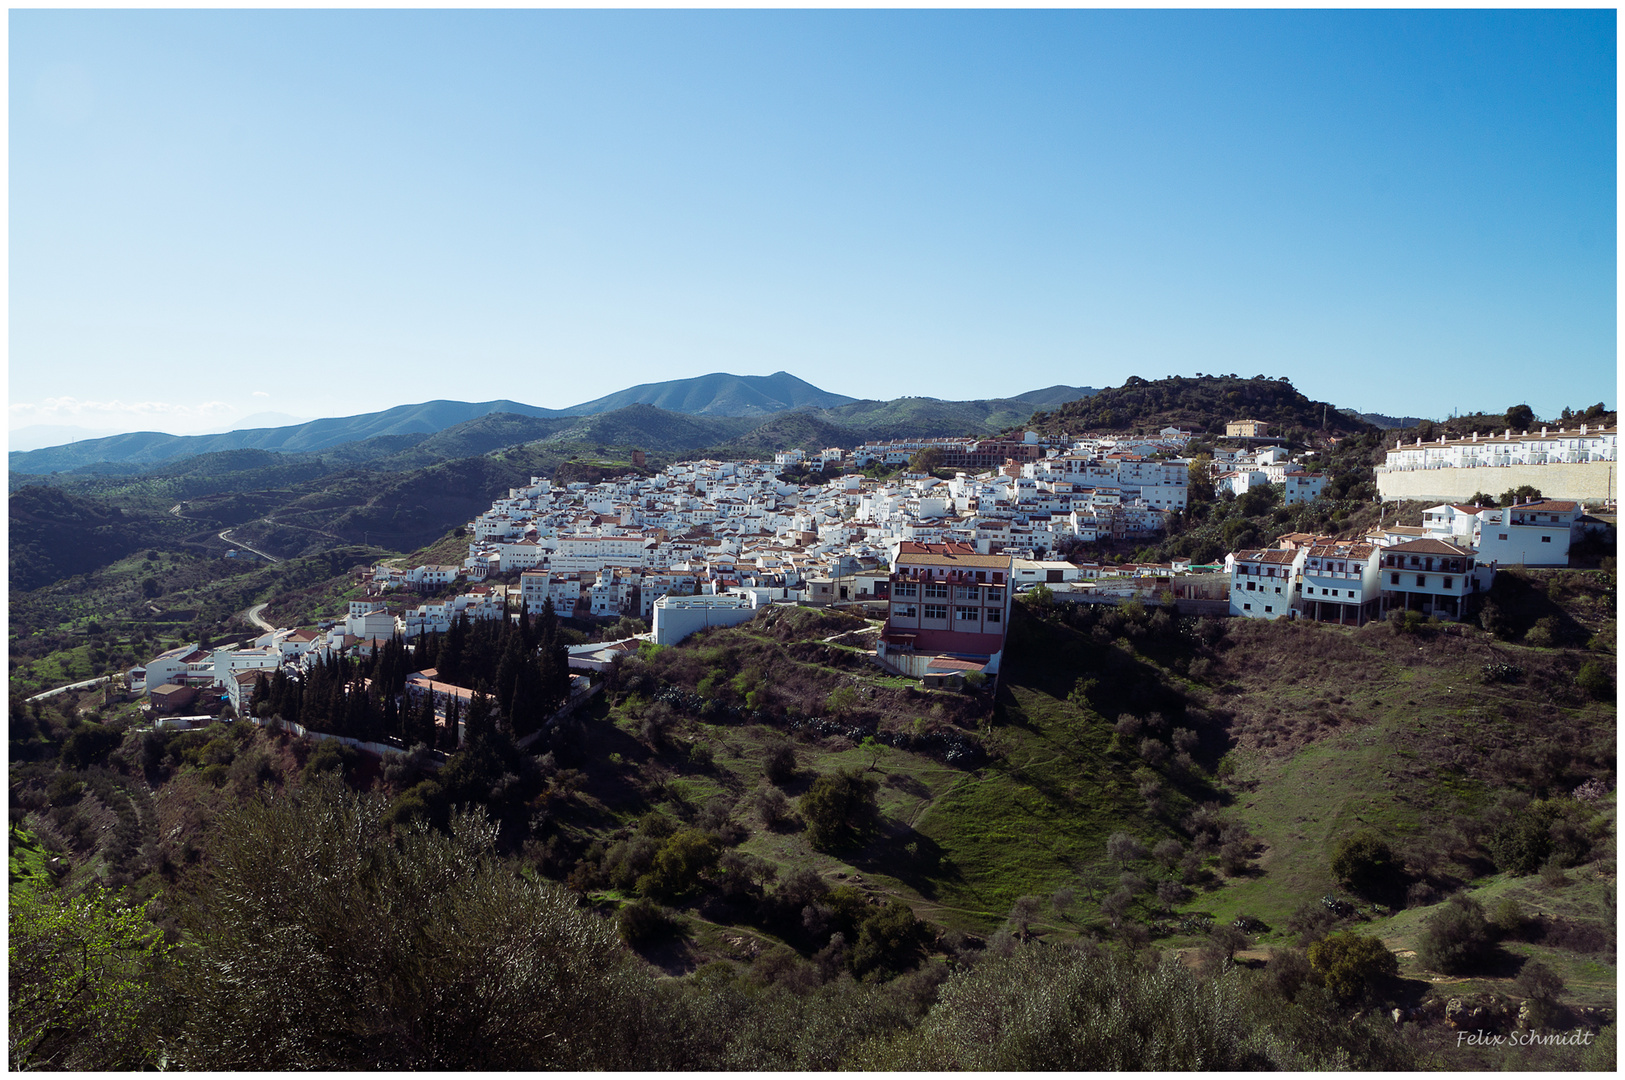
top-left (1416, 894), bottom-right (1493, 974)
top-left (1489, 897), bottom-right (1527, 938)
top-left (637, 829), bottom-right (719, 900)
top-left (1330, 831), bottom-right (1400, 899)
top-left (1218, 840), bottom-right (1252, 877)
top-left (1390, 609), bottom-right (1428, 635)
top-left (1522, 616), bottom-right (1561, 648)
top-left (1487, 798), bottom-right (1599, 875)
top-left (1514, 960), bottom-right (1566, 1028)
top-left (798, 769), bottom-right (879, 850)
top-left (1307, 931), bottom-right (1397, 1003)
top-left (618, 898), bottom-right (675, 949)
top-left (1106, 831), bottom-right (1146, 867)
top-left (851, 900), bottom-right (923, 978)
top-left (1575, 661), bottom-right (1613, 701)
top-left (756, 786), bottom-right (792, 829)
top-left (764, 741), bottom-right (798, 785)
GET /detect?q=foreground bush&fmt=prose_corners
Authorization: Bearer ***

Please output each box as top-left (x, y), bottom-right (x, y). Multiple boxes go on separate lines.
top-left (162, 778), bottom-right (662, 1069)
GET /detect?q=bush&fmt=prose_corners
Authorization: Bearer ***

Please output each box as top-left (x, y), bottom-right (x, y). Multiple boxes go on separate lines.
top-left (1487, 799), bottom-right (1599, 875)
top-left (1416, 894), bottom-right (1493, 974)
top-left (1514, 960), bottom-right (1566, 1028)
top-left (1330, 831), bottom-right (1400, 899)
top-left (798, 769), bottom-right (879, 851)
top-left (1307, 931), bottom-right (1397, 1003)
top-left (756, 786), bottom-right (792, 829)
top-left (764, 741), bottom-right (798, 785)
top-left (618, 898), bottom-right (676, 949)
top-left (637, 829), bottom-right (718, 901)
top-left (850, 900), bottom-right (923, 979)
top-left (1489, 898), bottom-right (1527, 938)
top-left (1575, 661), bottom-right (1613, 701)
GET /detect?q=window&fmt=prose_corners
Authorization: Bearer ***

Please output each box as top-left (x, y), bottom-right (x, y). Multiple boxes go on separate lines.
top-left (985, 608), bottom-right (1001, 624)
top-left (1416, 575), bottom-right (1426, 587)
top-left (1265, 606), bottom-right (1273, 613)
top-left (924, 582), bottom-right (948, 599)
top-left (1391, 573), bottom-right (1400, 585)
top-left (898, 605), bottom-right (917, 618)
top-left (957, 606), bottom-right (979, 621)
top-left (1541, 535), bottom-right (1552, 543)
top-left (924, 605), bottom-right (948, 620)
top-left (1243, 603), bottom-right (1252, 611)
top-left (1499, 534), bottom-right (1508, 541)
top-left (895, 582), bottom-right (917, 598)
top-left (1246, 582), bottom-right (1256, 591)
top-left (1443, 578), bottom-right (1453, 589)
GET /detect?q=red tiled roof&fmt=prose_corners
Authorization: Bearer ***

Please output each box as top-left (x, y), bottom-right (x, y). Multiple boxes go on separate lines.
top-left (1384, 538), bottom-right (1476, 556)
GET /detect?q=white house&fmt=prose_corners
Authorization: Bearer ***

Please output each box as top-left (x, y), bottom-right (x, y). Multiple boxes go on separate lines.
top-left (1379, 538), bottom-right (1485, 621)
top-left (1469, 500), bottom-right (1581, 567)
top-left (652, 592), bottom-right (763, 646)
top-left (1227, 548), bottom-right (1303, 620)
top-left (1298, 540), bottom-right (1383, 625)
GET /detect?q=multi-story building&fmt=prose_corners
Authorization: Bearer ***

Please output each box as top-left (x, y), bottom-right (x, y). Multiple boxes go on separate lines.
top-left (1298, 540), bottom-right (1383, 625)
top-left (1381, 425), bottom-right (1618, 471)
top-left (881, 542), bottom-right (1012, 656)
top-left (1227, 548), bottom-right (1303, 620)
top-left (1379, 538), bottom-right (1483, 621)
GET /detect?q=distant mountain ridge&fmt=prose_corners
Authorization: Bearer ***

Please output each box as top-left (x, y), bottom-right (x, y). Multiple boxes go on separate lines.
top-left (559, 370), bottom-right (856, 417)
top-left (9, 373), bottom-right (1098, 474)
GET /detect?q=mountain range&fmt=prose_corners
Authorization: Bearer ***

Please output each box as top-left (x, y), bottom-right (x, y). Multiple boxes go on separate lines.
top-left (10, 372), bottom-right (1097, 475)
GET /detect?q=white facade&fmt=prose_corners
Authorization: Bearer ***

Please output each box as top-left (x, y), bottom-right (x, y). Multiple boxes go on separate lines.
top-left (1382, 425), bottom-right (1618, 471)
top-left (1227, 548), bottom-right (1303, 619)
top-left (652, 592), bottom-right (763, 646)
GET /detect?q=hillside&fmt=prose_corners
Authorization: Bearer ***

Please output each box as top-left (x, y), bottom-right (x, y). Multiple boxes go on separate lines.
top-left (8, 399), bottom-right (568, 474)
top-left (1022, 375), bottom-right (1376, 442)
top-left (1006, 384), bottom-right (1100, 408)
top-left (10, 577), bottom-right (1612, 1069)
top-left (561, 370), bottom-right (857, 417)
top-left (537, 404), bottom-right (756, 451)
top-left (8, 485), bottom-right (200, 593)
top-left (9, 378), bottom-right (1097, 475)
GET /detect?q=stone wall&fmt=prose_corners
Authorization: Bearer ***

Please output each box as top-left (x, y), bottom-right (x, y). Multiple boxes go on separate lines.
top-left (1376, 461), bottom-right (1617, 505)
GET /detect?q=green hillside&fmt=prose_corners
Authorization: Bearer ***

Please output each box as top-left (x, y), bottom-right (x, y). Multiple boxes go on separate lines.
top-left (1023, 374), bottom-right (1375, 441)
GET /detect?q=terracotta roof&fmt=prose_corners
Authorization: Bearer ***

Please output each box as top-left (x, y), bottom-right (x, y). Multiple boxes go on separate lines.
top-left (1384, 538), bottom-right (1476, 556)
top-left (1235, 549), bottom-right (1299, 565)
top-left (1306, 542), bottom-right (1375, 559)
top-left (1512, 500), bottom-right (1581, 513)
top-left (895, 542), bottom-right (1011, 570)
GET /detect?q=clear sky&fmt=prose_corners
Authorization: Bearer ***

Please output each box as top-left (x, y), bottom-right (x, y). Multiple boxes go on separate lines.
top-left (10, 9), bottom-right (1617, 439)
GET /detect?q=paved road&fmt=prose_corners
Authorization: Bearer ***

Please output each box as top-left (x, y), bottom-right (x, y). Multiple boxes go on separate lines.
top-left (245, 603), bottom-right (276, 632)
top-left (219, 529), bottom-right (281, 564)
top-left (26, 676), bottom-right (114, 703)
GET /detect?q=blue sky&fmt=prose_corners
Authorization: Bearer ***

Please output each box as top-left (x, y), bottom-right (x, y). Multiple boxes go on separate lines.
top-left (10, 9), bottom-right (1617, 439)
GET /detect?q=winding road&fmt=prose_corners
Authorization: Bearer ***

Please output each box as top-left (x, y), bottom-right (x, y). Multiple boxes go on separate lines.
top-left (219, 529), bottom-right (282, 564)
top-left (26, 676), bottom-right (116, 703)
top-left (245, 603), bottom-right (277, 632)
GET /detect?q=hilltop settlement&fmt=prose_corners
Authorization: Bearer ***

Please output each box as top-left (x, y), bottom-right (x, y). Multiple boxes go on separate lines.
top-left (130, 419), bottom-right (1616, 744)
